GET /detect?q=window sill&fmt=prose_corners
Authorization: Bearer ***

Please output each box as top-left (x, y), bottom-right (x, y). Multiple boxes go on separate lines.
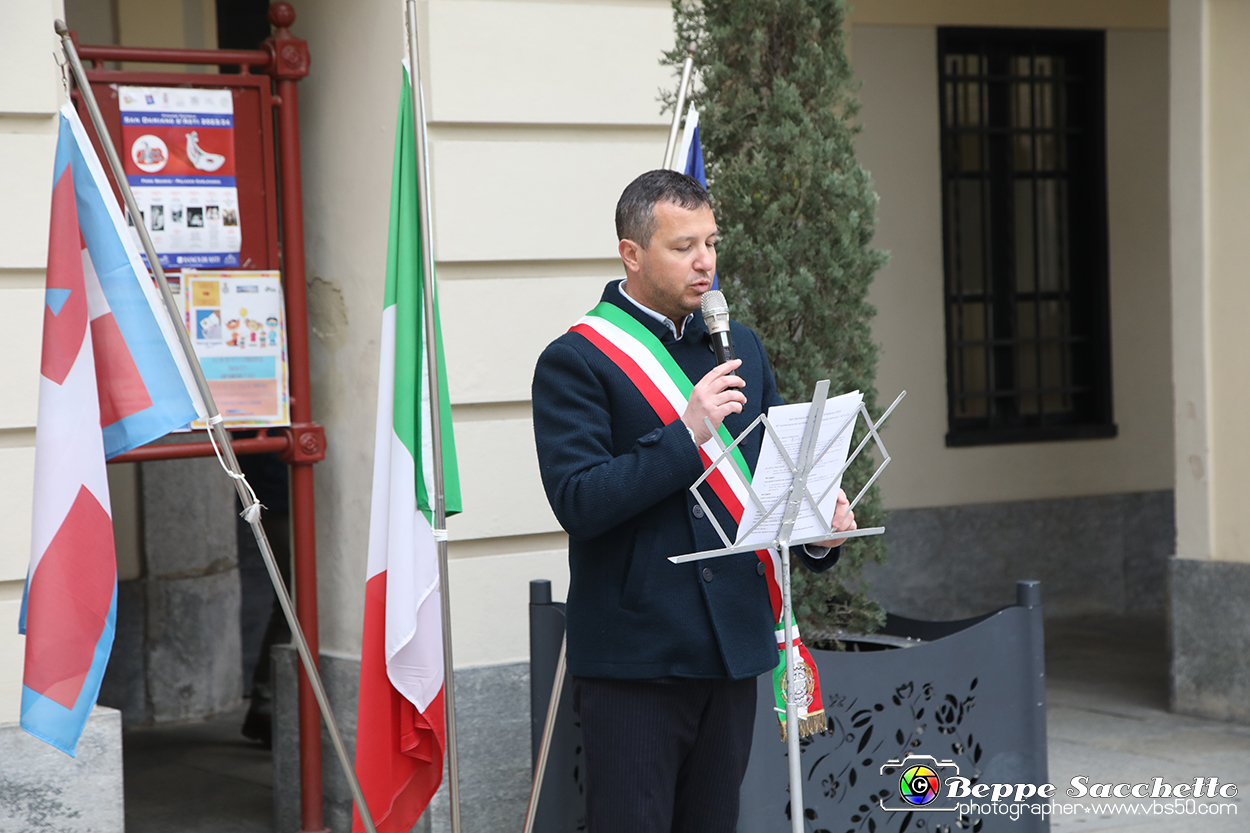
top-left (945, 423), bottom-right (1118, 447)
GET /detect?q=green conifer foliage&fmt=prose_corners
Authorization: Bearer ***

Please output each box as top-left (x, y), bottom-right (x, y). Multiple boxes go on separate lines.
top-left (666, 0), bottom-right (890, 638)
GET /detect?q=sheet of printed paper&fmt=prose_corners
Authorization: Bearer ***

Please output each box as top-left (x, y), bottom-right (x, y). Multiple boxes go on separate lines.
top-left (183, 270), bottom-right (289, 427)
top-left (734, 390), bottom-right (864, 549)
top-left (119, 86), bottom-right (242, 268)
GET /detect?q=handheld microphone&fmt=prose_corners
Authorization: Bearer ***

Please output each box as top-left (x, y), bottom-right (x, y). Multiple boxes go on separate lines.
top-left (701, 289), bottom-right (736, 365)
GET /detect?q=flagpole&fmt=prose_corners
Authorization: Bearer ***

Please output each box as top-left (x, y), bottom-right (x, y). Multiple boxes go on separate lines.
top-left (663, 41), bottom-right (697, 169)
top-left (54, 22), bottom-right (379, 833)
top-left (404, 4), bottom-right (464, 833)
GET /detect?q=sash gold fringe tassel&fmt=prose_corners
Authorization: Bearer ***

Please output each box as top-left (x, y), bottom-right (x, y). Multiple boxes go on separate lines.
top-left (778, 710), bottom-right (828, 742)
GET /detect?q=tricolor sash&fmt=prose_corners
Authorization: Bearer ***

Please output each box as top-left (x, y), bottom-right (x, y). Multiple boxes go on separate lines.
top-left (570, 301), bottom-right (826, 740)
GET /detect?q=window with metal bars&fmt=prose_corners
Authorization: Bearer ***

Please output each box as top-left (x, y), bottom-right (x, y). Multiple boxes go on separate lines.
top-left (938, 28), bottom-right (1115, 446)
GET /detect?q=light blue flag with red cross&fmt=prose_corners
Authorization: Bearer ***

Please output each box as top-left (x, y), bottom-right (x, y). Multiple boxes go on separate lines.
top-left (20, 104), bottom-right (203, 755)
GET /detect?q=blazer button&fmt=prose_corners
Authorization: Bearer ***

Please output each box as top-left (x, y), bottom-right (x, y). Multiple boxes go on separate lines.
top-left (702, 567), bottom-right (714, 582)
top-left (692, 505), bottom-right (704, 519)
top-left (757, 562), bottom-right (766, 576)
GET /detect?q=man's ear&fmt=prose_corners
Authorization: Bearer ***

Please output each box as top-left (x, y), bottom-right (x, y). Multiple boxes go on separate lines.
top-left (618, 238), bottom-right (643, 274)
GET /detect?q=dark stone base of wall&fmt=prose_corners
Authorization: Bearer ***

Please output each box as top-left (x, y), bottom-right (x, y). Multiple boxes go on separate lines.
top-left (273, 647), bottom-right (532, 833)
top-left (1170, 557), bottom-right (1250, 724)
top-left (860, 490), bottom-right (1174, 620)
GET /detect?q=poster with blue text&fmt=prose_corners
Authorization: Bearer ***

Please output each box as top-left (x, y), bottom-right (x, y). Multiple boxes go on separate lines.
top-left (119, 86), bottom-right (242, 268)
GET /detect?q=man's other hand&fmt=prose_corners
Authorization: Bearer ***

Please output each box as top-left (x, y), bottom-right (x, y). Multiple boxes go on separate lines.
top-left (813, 488), bottom-right (856, 549)
top-left (682, 359), bottom-right (746, 445)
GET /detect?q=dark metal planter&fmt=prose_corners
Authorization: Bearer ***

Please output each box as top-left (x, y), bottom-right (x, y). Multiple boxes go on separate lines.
top-left (740, 581), bottom-right (1049, 833)
top-left (528, 580), bottom-right (1048, 833)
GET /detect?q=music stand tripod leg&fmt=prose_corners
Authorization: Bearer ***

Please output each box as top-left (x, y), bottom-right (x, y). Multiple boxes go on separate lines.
top-left (780, 542), bottom-right (805, 833)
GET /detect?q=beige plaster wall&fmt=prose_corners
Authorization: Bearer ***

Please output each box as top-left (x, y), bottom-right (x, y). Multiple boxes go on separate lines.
top-left (1201, 0), bottom-right (1250, 563)
top-left (853, 24), bottom-right (1173, 510)
top-left (297, 0), bottom-right (672, 667)
top-left (1168, 0), bottom-right (1211, 563)
top-left (300, 0), bottom-right (1178, 668)
top-left (849, 0), bottom-right (1167, 30)
top-left (0, 0), bottom-right (67, 726)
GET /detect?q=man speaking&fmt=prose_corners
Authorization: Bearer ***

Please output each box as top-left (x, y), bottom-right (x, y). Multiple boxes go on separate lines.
top-left (531, 170), bottom-right (856, 832)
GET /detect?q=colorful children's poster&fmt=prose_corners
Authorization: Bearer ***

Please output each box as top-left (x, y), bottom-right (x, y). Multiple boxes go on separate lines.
top-left (182, 270), bottom-right (289, 427)
top-left (119, 86), bottom-right (242, 269)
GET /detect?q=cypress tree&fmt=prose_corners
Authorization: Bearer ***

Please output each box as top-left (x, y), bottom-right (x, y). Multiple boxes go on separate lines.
top-left (665, 0), bottom-right (890, 638)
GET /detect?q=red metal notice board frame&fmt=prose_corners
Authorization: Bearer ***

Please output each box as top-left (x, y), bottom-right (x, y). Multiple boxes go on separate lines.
top-left (72, 5), bottom-right (331, 831)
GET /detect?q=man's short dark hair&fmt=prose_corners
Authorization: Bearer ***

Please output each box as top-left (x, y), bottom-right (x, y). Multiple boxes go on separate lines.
top-left (615, 169), bottom-right (711, 248)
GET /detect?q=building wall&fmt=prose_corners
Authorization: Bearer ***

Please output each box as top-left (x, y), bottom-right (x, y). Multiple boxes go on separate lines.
top-left (852, 17), bottom-right (1172, 512)
top-left (297, 0), bottom-right (675, 668)
top-left (847, 0), bottom-right (1167, 30)
top-left (14, 0), bottom-right (1174, 695)
top-left (296, 0), bottom-right (1174, 669)
top-left (1168, 0), bottom-right (1250, 723)
top-left (0, 0), bottom-right (67, 727)
top-left (1203, 0), bottom-right (1250, 566)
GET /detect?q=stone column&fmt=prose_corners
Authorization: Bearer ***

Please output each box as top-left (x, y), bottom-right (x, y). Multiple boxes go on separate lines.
top-left (1169, 0), bottom-right (1250, 723)
top-left (137, 454), bottom-right (242, 723)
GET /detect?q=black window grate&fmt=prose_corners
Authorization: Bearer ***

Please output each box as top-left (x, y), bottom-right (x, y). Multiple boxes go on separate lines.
top-left (938, 28), bottom-right (1115, 446)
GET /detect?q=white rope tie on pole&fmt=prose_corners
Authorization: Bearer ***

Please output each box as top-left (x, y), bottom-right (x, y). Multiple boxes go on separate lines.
top-left (202, 415), bottom-right (264, 522)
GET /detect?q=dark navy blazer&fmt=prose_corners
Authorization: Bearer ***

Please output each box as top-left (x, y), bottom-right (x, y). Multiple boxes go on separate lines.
top-left (532, 281), bottom-right (838, 680)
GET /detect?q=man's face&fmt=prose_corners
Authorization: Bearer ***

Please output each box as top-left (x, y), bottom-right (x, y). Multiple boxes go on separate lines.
top-left (620, 201), bottom-right (718, 324)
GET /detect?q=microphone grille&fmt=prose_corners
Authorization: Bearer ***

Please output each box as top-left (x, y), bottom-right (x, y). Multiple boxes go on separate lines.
top-left (701, 289), bottom-right (728, 317)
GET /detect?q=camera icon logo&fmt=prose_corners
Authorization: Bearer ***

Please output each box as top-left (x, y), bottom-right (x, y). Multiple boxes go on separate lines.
top-left (880, 754), bottom-right (961, 813)
top-left (900, 763), bottom-right (942, 805)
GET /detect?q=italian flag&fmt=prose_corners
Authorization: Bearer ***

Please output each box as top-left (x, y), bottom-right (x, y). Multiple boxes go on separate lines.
top-left (353, 63), bottom-right (461, 833)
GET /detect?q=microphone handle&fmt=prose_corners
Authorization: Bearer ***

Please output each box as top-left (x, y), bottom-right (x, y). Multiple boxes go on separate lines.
top-left (711, 330), bottom-right (735, 365)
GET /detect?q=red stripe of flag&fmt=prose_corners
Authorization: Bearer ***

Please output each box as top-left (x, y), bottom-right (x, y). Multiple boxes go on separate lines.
top-left (23, 486), bottom-right (116, 709)
top-left (43, 167), bottom-right (88, 385)
top-left (353, 572), bottom-right (445, 833)
top-left (91, 311), bottom-right (154, 427)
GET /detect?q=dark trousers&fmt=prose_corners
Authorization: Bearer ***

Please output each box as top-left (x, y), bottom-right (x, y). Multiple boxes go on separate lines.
top-left (572, 675), bottom-right (757, 833)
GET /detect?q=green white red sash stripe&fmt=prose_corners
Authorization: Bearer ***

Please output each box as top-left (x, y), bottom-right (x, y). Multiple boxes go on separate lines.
top-left (570, 300), bottom-right (826, 738)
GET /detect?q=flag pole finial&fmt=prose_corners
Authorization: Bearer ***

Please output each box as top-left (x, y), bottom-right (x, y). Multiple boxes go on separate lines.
top-left (664, 45), bottom-right (698, 169)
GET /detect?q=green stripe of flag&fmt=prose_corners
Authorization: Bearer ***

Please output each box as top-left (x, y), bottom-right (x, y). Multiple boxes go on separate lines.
top-left (588, 302), bottom-right (752, 485)
top-left (386, 65), bottom-right (461, 520)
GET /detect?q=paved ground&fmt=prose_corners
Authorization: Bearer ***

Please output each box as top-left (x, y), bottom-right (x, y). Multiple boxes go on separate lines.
top-left (122, 614), bottom-right (1250, 832)
top-left (123, 706), bottom-right (272, 833)
top-left (1044, 615), bottom-right (1249, 832)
